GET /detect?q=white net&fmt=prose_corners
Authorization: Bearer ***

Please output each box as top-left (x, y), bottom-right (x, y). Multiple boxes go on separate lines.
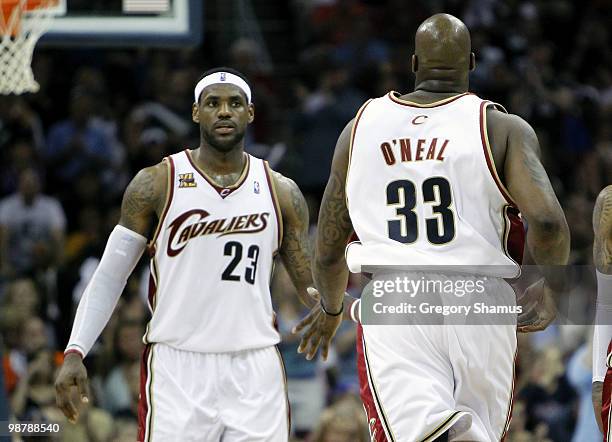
top-left (0, 0), bottom-right (56, 95)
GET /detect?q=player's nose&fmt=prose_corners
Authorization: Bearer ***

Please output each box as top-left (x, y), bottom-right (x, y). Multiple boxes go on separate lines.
top-left (217, 101), bottom-right (232, 117)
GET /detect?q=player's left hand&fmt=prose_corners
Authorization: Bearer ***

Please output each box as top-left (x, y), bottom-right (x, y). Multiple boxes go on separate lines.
top-left (517, 279), bottom-right (557, 332)
top-left (592, 381), bottom-right (604, 433)
top-left (293, 289), bottom-right (342, 361)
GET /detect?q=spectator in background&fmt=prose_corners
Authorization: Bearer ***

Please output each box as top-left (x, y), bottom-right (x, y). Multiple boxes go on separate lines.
top-left (309, 394), bottom-right (369, 442)
top-left (0, 168), bottom-right (66, 285)
top-left (274, 264), bottom-right (327, 438)
top-left (102, 319), bottom-right (144, 418)
top-left (45, 89), bottom-right (114, 191)
top-left (519, 346), bottom-right (577, 442)
top-left (567, 340), bottom-right (600, 442)
top-left (292, 56), bottom-right (365, 195)
top-left (9, 316), bottom-right (59, 419)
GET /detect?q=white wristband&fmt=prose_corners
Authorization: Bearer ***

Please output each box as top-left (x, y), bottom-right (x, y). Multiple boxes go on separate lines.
top-left (350, 298), bottom-right (361, 323)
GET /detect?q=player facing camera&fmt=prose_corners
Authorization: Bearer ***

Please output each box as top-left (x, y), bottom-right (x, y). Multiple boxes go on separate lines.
top-left (192, 68), bottom-right (254, 152)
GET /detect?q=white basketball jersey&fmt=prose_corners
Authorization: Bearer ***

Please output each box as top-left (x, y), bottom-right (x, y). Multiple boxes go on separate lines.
top-left (345, 92), bottom-right (524, 277)
top-left (144, 150), bottom-right (282, 353)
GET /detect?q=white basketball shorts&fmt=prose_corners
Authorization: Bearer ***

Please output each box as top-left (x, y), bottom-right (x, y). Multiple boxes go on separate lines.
top-left (357, 275), bottom-right (517, 441)
top-left (137, 343), bottom-right (289, 442)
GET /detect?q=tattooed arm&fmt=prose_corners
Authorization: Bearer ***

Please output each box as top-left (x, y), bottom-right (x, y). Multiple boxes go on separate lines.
top-left (313, 121), bottom-right (355, 313)
top-left (487, 110), bottom-right (569, 332)
top-left (592, 185), bottom-right (612, 433)
top-left (55, 162), bottom-right (166, 422)
top-left (119, 161), bottom-right (168, 236)
top-left (593, 185), bottom-right (612, 274)
top-left (293, 121), bottom-right (356, 360)
top-left (489, 110), bottom-right (570, 272)
top-left (272, 171), bottom-right (317, 308)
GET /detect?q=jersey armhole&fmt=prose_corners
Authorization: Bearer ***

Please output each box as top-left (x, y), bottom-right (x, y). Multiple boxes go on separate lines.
top-left (479, 101), bottom-right (517, 207)
top-left (263, 161), bottom-right (283, 253)
top-left (147, 156), bottom-right (175, 252)
top-left (345, 98), bottom-right (374, 208)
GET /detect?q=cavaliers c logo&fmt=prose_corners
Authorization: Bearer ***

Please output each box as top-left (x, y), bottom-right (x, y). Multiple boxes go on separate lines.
top-left (412, 115), bottom-right (428, 125)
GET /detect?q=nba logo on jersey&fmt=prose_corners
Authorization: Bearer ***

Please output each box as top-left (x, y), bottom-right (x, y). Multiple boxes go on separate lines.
top-left (254, 181), bottom-right (260, 194)
top-left (220, 72), bottom-right (226, 81)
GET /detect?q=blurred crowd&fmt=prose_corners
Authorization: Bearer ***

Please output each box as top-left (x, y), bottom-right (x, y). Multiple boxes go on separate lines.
top-left (0, 0), bottom-right (610, 440)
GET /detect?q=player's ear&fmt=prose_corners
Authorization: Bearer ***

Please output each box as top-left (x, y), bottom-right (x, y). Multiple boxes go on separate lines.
top-left (469, 52), bottom-right (476, 71)
top-left (248, 103), bottom-right (255, 124)
top-left (412, 55), bottom-right (418, 73)
top-left (192, 102), bottom-right (199, 123)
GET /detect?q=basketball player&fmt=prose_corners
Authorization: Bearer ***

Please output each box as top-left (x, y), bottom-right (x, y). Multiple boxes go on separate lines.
top-left (295, 14), bottom-right (570, 442)
top-left (54, 67), bottom-right (347, 441)
top-left (592, 186), bottom-right (612, 440)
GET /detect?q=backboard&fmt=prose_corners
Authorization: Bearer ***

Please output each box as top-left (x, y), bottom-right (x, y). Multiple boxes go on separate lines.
top-left (40, 0), bottom-right (202, 47)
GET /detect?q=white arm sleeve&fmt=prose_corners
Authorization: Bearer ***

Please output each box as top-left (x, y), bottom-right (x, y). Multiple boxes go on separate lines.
top-left (65, 225), bottom-right (147, 358)
top-left (593, 271), bottom-right (612, 382)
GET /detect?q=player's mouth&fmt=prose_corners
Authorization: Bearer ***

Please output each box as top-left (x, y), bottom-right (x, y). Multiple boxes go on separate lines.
top-left (213, 121), bottom-right (236, 135)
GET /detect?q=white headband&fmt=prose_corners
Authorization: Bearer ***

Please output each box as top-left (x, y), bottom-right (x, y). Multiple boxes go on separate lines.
top-left (194, 72), bottom-right (252, 104)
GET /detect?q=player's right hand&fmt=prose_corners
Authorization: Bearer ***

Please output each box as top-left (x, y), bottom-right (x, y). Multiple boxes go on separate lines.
top-left (55, 352), bottom-right (90, 423)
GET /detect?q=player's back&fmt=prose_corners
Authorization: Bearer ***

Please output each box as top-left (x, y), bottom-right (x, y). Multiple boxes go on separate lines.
top-left (345, 91), bottom-right (524, 277)
top-left (145, 150), bottom-right (282, 352)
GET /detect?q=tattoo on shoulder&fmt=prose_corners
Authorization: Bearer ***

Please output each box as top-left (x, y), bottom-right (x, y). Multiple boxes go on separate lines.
top-left (121, 167), bottom-right (160, 230)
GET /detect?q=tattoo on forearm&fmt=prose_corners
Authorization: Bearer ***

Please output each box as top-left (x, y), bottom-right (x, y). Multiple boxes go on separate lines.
top-left (319, 171), bottom-right (352, 249)
top-left (594, 186), bottom-right (612, 273)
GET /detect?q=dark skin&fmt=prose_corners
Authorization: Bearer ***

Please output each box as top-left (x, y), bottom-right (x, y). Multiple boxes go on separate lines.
top-left (296, 13), bottom-right (570, 360)
top-left (55, 82), bottom-right (335, 422)
top-left (592, 185), bottom-right (612, 433)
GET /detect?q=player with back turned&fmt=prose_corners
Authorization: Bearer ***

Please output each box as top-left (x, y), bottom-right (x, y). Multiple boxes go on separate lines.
top-left (592, 186), bottom-right (612, 441)
top-left (295, 14), bottom-right (570, 442)
top-left (54, 67), bottom-right (351, 441)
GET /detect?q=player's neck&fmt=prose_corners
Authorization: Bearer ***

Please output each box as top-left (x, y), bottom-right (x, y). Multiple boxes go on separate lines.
top-left (414, 78), bottom-right (469, 96)
top-left (192, 144), bottom-right (246, 176)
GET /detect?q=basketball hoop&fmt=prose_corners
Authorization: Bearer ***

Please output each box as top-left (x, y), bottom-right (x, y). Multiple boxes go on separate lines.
top-left (0, 0), bottom-right (57, 95)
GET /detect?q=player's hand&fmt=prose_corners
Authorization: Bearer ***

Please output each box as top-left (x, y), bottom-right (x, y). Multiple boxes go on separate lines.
top-left (517, 279), bottom-right (556, 333)
top-left (592, 381), bottom-right (604, 433)
top-left (294, 293), bottom-right (342, 361)
top-left (55, 353), bottom-right (90, 423)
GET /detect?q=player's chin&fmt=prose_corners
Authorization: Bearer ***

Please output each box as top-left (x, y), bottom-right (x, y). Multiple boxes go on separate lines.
top-left (211, 132), bottom-right (244, 150)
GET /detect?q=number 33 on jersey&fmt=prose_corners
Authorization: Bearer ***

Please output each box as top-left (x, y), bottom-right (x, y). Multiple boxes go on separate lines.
top-left (345, 93), bottom-right (524, 277)
top-left (146, 150), bottom-right (282, 353)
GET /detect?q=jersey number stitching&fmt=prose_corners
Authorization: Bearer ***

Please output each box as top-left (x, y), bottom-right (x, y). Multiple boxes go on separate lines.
top-left (386, 177), bottom-right (455, 245)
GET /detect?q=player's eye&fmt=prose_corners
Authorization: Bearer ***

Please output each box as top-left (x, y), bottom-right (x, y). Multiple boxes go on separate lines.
top-left (206, 100), bottom-right (217, 107)
top-left (231, 101), bottom-right (241, 107)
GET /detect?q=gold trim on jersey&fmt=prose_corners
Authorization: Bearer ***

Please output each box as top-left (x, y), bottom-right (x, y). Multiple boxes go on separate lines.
top-left (607, 351), bottom-right (612, 368)
top-left (186, 149), bottom-right (250, 193)
top-left (148, 157), bottom-right (174, 249)
top-left (362, 333), bottom-right (396, 441)
top-left (346, 99), bottom-right (374, 208)
top-left (388, 91), bottom-right (470, 108)
top-left (143, 257), bottom-right (160, 344)
top-left (263, 161), bottom-right (283, 252)
top-left (144, 344), bottom-right (155, 442)
top-left (419, 411), bottom-right (464, 442)
top-left (479, 101), bottom-right (517, 207)
top-left (274, 346), bottom-right (291, 434)
top-left (499, 342), bottom-right (518, 441)
top-left (502, 205), bottom-right (522, 271)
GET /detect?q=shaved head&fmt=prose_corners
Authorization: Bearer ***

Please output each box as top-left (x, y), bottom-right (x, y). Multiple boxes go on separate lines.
top-left (412, 14), bottom-right (474, 92)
